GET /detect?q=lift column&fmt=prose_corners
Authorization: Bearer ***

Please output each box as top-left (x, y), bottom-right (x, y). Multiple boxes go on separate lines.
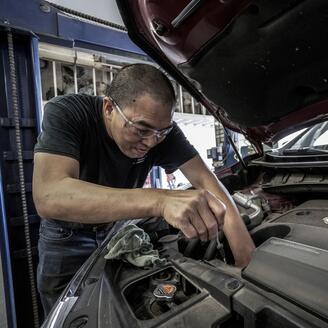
top-left (0, 27), bottom-right (43, 328)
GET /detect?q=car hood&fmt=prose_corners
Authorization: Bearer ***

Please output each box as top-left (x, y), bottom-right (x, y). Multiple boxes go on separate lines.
top-left (117, 0), bottom-right (328, 150)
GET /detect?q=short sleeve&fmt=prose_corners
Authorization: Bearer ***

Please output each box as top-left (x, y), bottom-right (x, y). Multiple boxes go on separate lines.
top-left (154, 122), bottom-right (198, 173)
top-left (34, 100), bottom-right (83, 160)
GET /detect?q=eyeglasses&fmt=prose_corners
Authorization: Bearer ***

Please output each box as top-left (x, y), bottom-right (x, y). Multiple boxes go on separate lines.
top-left (109, 96), bottom-right (173, 139)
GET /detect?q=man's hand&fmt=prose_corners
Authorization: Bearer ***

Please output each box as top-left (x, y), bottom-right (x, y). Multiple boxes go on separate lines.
top-left (179, 155), bottom-right (255, 267)
top-left (160, 189), bottom-right (226, 241)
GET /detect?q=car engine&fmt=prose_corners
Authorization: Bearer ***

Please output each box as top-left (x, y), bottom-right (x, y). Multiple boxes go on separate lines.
top-left (43, 162), bottom-right (328, 328)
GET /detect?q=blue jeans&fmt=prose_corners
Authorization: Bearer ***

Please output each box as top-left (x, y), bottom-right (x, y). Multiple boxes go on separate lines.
top-left (37, 219), bottom-right (115, 318)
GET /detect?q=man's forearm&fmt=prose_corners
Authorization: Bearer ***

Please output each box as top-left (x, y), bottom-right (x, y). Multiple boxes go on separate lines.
top-left (220, 197), bottom-right (255, 267)
top-left (35, 177), bottom-right (165, 223)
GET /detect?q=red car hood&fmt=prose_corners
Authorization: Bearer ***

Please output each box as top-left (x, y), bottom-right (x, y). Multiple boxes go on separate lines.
top-left (117, 0), bottom-right (328, 151)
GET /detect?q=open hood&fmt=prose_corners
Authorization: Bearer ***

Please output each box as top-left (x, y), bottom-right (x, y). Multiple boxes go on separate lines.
top-left (117, 0), bottom-right (328, 149)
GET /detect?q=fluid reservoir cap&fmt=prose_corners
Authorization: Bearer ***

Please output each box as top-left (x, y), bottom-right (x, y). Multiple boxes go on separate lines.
top-left (153, 283), bottom-right (177, 301)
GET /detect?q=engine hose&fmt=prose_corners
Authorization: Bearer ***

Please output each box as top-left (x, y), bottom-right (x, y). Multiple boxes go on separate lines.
top-left (7, 31), bottom-right (40, 328)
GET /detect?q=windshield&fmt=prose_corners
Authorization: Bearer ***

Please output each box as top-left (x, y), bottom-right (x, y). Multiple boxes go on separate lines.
top-left (268, 121), bottom-right (328, 155)
top-left (287, 121), bottom-right (328, 150)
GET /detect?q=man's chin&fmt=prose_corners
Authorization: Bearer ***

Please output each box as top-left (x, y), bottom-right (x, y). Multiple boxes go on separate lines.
top-left (123, 148), bottom-right (148, 159)
top-left (133, 148), bottom-right (148, 158)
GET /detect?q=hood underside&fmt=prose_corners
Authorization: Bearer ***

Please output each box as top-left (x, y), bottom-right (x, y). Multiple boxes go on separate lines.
top-left (117, 0), bottom-right (328, 147)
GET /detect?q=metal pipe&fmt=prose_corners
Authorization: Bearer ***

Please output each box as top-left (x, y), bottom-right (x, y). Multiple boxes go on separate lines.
top-left (109, 65), bottom-right (113, 83)
top-left (92, 67), bottom-right (97, 95)
top-left (52, 61), bottom-right (57, 97)
top-left (232, 192), bottom-right (261, 221)
top-left (171, 0), bottom-right (204, 28)
top-left (74, 64), bottom-right (78, 93)
top-left (191, 97), bottom-right (195, 114)
top-left (179, 85), bottom-right (184, 113)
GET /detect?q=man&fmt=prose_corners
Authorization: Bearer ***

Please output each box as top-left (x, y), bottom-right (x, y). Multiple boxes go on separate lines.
top-left (33, 64), bottom-right (255, 316)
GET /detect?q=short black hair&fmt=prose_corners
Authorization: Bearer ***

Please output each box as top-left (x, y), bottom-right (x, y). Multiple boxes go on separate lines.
top-left (108, 64), bottom-right (175, 110)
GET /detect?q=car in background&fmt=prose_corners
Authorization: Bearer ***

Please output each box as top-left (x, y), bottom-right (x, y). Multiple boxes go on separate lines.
top-left (42, 1), bottom-right (328, 327)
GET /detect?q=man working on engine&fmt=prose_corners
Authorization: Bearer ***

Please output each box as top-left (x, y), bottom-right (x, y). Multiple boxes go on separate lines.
top-left (33, 64), bottom-right (255, 316)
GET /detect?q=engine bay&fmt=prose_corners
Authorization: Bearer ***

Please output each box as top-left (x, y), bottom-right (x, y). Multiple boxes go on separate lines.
top-left (54, 163), bottom-right (328, 328)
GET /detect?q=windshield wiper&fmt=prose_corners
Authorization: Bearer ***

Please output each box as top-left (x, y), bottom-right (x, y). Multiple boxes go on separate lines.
top-left (282, 147), bottom-right (328, 155)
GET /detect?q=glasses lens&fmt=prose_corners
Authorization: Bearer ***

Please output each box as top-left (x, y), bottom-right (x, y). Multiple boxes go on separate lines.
top-left (138, 129), bottom-right (154, 138)
top-left (130, 124), bottom-right (153, 138)
top-left (130, 123), bottom-right (173, 139)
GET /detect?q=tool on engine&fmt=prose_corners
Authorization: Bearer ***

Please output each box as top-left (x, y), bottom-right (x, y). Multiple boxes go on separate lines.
top-left (216, 231), bottom-right (227, 263)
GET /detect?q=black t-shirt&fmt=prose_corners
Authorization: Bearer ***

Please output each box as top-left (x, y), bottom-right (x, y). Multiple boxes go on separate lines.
top-left (35, 94), bottom-right (198, 189)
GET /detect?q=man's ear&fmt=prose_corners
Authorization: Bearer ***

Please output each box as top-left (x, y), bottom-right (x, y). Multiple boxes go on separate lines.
top-left (103, 97), bottom-right (113, 118)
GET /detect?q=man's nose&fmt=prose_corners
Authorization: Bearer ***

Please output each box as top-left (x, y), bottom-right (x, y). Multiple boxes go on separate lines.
top-left (141, 134), bottom-right (158, 148)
